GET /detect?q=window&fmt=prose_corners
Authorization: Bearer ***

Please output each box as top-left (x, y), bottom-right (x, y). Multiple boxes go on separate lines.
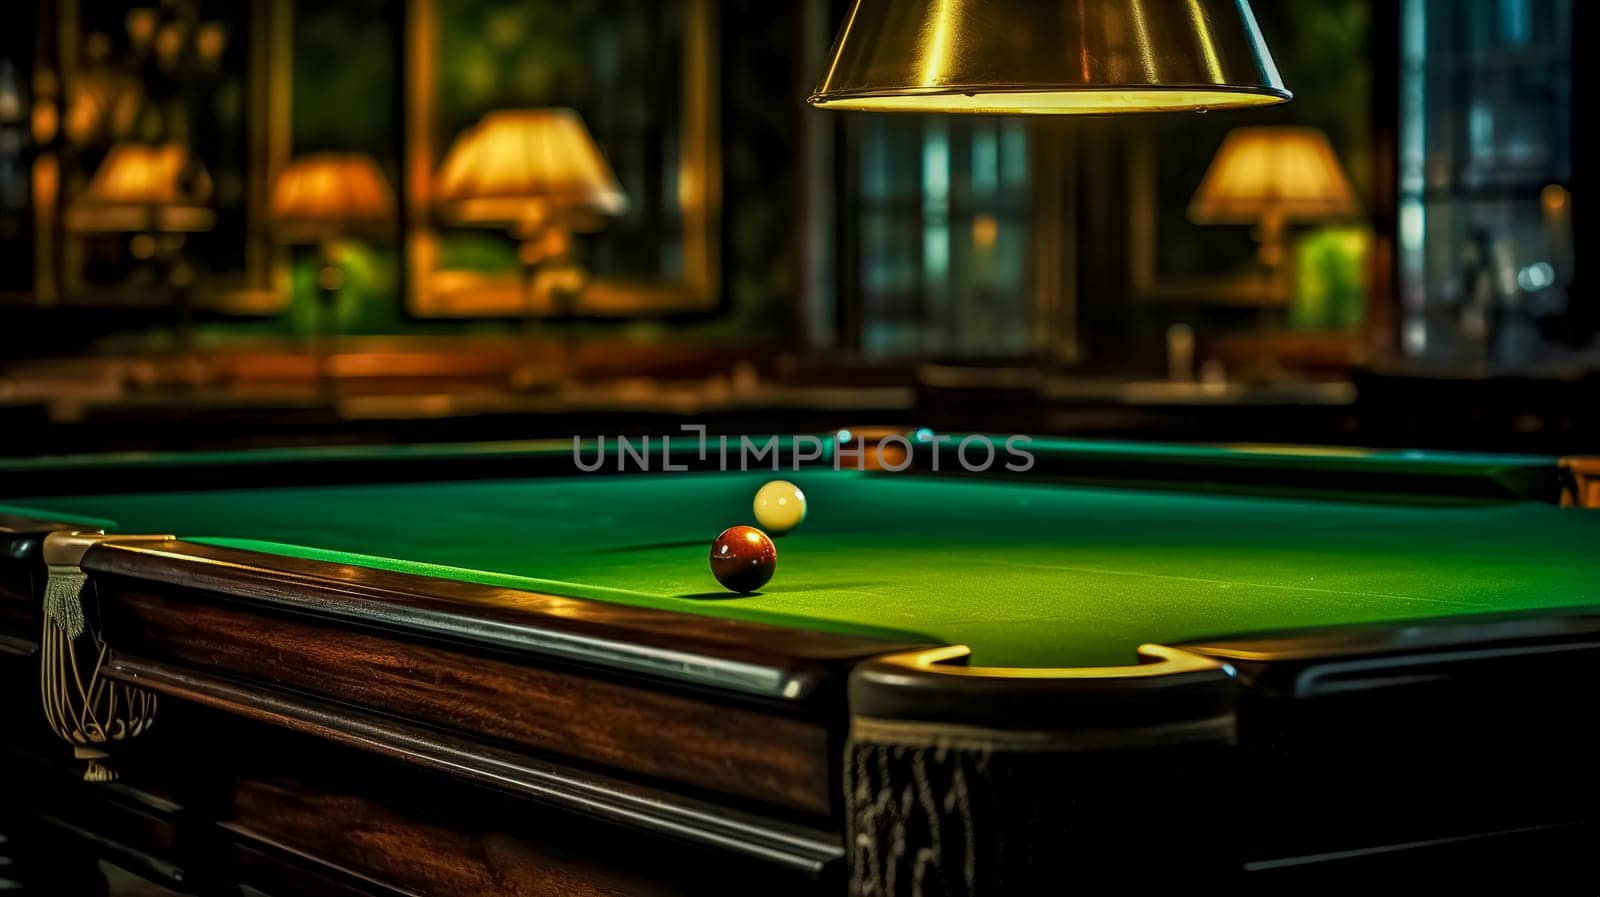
top-left (1399, 0), bottom-right (1574, 361)
top-left (854, 117), bottom-right (1034, 359)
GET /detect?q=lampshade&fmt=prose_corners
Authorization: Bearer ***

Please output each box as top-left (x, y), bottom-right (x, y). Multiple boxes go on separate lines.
top-left (809, 0), bottom-right (1290, 114)
top-left (271, 153), bottom-right (396, 239)
top-left (435, 109), bottom-right (628, 228)
top-left (81, 143), bottom-right (209, 207)
top-left (71, 143), bottom-right (214, 232)
top-left (1189, 127), bottom-right (1359, 224)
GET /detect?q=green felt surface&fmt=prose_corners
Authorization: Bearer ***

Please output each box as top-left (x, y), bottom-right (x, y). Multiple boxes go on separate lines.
top-left (8, 466), bottom-right (1600, 668)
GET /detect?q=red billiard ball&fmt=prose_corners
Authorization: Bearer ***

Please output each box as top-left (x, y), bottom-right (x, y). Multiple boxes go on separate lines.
top-left (710, 525), bottom-right (777, 593)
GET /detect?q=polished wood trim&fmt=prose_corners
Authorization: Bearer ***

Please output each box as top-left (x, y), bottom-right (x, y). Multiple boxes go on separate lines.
top-left (1180, 610), bottom-right (1600, 697)
top-left (225, 838), bottom-right (424, 897)
top-left (83, 539), bottom-right (914, 698)
top-left (7, 520), bottom-right (918, 819)
top-left (99, 577), bottom-right (838, 815)
top-left (222, 777), bottom-right (802, 897)
top-left (4, 702), bottom-right (832, 897)
top-left (105, 655), bottom-right (843, 874)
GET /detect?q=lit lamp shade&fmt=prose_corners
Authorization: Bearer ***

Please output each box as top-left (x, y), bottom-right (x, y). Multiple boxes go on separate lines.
top-left (1189, 127), bottom-right (1359, 225)
top-left (435, 109), bottom-right (628, 230)
top-left (72, 143), bottom-right (214, 232)
top-left (271, 153), bottom-right (396, 241)
top-left (809, 0), bottom-right (1290, 114)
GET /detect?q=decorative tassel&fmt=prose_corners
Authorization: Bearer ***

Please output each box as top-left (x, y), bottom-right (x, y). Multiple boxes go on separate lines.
top-left (42, 566), bottom-right (87, 639)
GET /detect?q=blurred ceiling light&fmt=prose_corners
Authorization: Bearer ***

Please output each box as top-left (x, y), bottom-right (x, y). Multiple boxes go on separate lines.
top-left (1516, 262), bottom-right (1554, 292)
top-left (126, 8), bottom-right (159, 51)
top-left (72, 142), bottom-right (214, 232)
top-left (155, 23), bottom-right (185, 68)
top-left (271, 153), bottom-right (395, 241)
top-left (1189, 126), bottom-right (1359, 267)
top-left (435, 109), bottom-right (627, 233)
top-left (85, 33), bottom-right (114, 63)
top-left (63, 71), bottom-right (143, 145)
top-left (1540, 183), bottom-right (1569, 215)
top-left (196, 22), bottom-right (228, 64)
top-left (32, 103), bottom-right (57, 143)
top-left (972, 214), bottom-right (999, 250)
top-left (809, 0), bottom-right (1290, 114)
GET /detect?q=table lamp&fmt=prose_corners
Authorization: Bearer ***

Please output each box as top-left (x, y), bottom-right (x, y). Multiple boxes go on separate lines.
top-left (435, 109), bottom-right (627, 386)
top-left (1189, 126), bottom-right (1359, 274)
top-left (436, 108), bottom-right (627, 302)
top-left (70, 142), bottom-right (215, 344)
top-left (809, 0), bottom-right (1289, 114)
top-left (270, 153), bottom-right (396, 392)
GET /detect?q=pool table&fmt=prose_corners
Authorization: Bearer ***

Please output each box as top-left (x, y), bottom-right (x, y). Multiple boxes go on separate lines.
top-left (2, 435), bottom-right (1598, 894)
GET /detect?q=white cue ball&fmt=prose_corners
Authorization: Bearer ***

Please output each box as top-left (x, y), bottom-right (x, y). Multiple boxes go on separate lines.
top-left (753, 480), bottom-right (807, 536)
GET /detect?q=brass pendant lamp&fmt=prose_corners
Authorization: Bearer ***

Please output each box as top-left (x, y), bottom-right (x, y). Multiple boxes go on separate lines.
top-left (809, 0), bottom-right (1290, 114)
